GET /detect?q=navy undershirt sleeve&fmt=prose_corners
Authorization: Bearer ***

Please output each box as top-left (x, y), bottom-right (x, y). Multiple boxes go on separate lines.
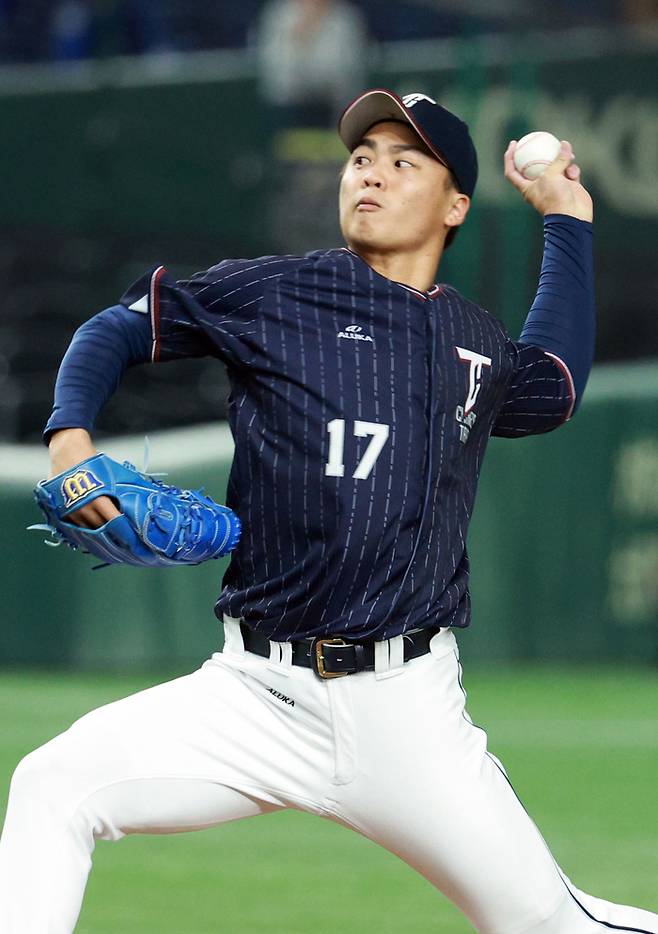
top-left (518, 213), bottom-right (595, 408)
top-left (43, 304), bottom-right (152, 444)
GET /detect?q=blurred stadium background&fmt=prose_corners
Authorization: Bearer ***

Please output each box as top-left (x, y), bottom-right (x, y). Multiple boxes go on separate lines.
top-left (1, 1), bottom-right (657, 930)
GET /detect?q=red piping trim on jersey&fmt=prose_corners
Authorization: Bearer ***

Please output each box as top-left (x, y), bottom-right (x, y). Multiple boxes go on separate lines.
top-left (396, 281), bottom-right (443, 301)
top-left (150, 265), bottom-right (165, 363)
top-left (544, 351), bottom-right (576, 422)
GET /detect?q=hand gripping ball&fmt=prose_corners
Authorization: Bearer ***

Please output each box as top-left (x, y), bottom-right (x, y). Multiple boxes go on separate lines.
top-left (513, 131), bottom-right (561, 180)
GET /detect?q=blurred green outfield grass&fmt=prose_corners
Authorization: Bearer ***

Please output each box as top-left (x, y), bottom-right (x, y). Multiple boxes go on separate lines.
top-left (0, 667), bottom-right (656, 933)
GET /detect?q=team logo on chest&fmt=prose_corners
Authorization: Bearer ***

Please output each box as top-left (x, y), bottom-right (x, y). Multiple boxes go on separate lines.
top-left (454, 346), bottom-right (492, 443)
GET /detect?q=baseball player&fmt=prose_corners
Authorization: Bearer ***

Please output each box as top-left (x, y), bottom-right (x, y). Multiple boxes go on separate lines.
top-left (1, 89), bottom-right (656, 933)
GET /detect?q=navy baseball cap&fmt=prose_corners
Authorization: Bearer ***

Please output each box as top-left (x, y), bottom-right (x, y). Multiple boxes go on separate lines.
top-left (338, 88), bottom-right (478, 198)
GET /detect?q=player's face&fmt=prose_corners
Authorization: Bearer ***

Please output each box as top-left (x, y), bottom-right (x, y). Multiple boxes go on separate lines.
top-left (339, 121), bottom-right (467, 258)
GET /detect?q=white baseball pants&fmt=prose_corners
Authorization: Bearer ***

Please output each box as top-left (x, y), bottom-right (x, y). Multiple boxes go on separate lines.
top-left (1, 619), bottom-right (656, 934)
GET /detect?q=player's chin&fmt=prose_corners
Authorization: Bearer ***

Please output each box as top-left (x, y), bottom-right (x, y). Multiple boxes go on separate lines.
top-left (343, 219), bottom-right (390, 254)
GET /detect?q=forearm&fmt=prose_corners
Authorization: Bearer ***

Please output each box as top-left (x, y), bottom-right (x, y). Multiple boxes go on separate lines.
top-left (44, 304), bottom-right (152, 445)
top-left (49, 427), bottom-right (96, 469)
top-left (518, 214), bottom-right (595, 409)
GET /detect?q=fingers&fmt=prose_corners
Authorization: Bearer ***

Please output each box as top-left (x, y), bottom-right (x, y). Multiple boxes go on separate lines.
top-left (67, 496), bottom-right (121, 530)
top-left (548, 141), bottom-right (584, 184)
top-left (503, 139), bottom-right (532, 193)
top-left (94, 496), bottom-right (122, 522)
top-left (544, 140), bottom-right (575, 177)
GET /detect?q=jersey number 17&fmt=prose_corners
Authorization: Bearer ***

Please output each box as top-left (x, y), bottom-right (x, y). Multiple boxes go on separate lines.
top-left (324, 419), bottom-right (390, 480)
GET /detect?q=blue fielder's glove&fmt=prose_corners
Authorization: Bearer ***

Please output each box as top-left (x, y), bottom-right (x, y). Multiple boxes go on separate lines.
top-left (31, 453), bottom-right (241, 568)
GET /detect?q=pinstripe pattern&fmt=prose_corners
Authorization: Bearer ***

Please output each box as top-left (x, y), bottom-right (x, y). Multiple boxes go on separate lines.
top-left (142, 251), bottom-right (572, 641)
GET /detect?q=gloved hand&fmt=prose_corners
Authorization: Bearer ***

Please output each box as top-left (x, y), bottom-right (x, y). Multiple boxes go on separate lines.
top-left (31, 453), bottom-right (241, 568)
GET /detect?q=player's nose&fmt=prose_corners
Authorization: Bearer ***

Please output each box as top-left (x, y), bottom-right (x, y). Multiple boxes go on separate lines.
top-left (362, 166), bottom-right (384, 188)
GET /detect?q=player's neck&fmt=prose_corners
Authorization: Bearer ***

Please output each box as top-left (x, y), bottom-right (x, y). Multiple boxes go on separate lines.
top-left (348, 244), bottom-right (443, 293)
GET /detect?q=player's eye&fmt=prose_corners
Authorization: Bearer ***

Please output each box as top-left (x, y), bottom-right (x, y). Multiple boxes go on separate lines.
top-left (395, 159), bottom-right (414, 168)
top-left (353, 154), bottom-right (370, 166)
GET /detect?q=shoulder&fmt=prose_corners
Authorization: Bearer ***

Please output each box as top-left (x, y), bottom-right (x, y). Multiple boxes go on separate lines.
top-left (121, 252), bottom-right (347, 317)
top-left (438, 284), bottom-right (509, 340)
top-left (181, 253), bottom-right (317, 311)
top-left (436, 285), bottom-right (515, 380)
top-left (187, 253), bottom-right (308, 288)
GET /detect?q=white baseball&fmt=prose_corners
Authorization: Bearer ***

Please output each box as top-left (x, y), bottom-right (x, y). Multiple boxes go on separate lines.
top-left (513, 131), bottom-right (561, 180)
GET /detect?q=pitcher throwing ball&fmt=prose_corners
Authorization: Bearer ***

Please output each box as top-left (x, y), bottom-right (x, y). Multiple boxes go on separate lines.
top-left (1, 89), bottom-right (656, 933)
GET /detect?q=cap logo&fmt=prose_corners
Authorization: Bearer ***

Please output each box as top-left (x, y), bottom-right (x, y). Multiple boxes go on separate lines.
top-left (402, 93), bottom-right (437, 108)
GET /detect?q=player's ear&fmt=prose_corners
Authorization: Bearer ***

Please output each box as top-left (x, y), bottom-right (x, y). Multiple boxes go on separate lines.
top-left (445, 193), bottom-right (470, 230)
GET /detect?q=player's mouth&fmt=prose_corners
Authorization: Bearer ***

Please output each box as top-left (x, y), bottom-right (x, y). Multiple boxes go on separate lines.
top-left (356, 197), bottom-right (381, 212)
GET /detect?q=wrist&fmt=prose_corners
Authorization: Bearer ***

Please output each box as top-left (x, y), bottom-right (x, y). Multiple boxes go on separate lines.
top-left (543, 212), bottom-right (593, 226)
top-left (49, 427), bottom-right (93, 449)
top-left (542, 205), bottom-right (593, 223)
top-left (48, 428), bottom-right (97, 477)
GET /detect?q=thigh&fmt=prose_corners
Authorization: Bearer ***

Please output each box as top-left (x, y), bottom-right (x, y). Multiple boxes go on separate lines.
top-left (76, 778), bottom-right (280, 841)
top-left (339, 646), bottom-right (580, 933)
top-left (22, 654), bottom-right (322, 836)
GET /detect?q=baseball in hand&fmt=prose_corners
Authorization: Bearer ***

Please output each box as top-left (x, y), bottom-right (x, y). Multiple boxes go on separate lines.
top-left (513, 131), bottom-right (561, 180)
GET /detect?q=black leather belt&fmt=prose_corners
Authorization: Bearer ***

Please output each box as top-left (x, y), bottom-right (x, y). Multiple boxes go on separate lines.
top-left (239, 622), bottom-right (440, 679)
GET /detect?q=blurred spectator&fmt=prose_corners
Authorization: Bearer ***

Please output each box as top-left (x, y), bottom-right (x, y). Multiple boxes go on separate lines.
top-left (103, 0), bottom-right (173, 56)
top-left (48, 0), bottom-right (175, 62)
top-left (364, 0), bottom-right (465, 42)
top-left (620, 0), bottom-right (658, 27)
top-left (1, 0), bottom-right (52, 62)
top-left (3, 1), bottom-right (649, 67)
top-left (50, 0), bottom-right (92, 61)
top-left (255, 0), bottom-right (369, 127)
top-left (166, 0), bottom-right (261, 51)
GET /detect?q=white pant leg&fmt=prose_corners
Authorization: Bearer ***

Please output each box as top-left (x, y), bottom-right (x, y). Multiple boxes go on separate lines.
top-left (0, 768), bottom-right (273, 934)
top-left (0, 648), bottom-right (335, 934)
top-left (329, 633), bottom-right (658, 934)
top-left (557, 868), bottom-right (658, 933)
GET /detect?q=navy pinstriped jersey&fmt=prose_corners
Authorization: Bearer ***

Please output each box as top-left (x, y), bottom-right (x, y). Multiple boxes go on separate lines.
top-left (121, 248), bottom-right (573, 641)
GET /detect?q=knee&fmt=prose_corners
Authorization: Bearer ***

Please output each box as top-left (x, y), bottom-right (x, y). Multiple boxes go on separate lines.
top-left (10, 745), bottom-right (54, 799)
top-left (8, 736), bottom-right (77, 818)
top-left (7, 735), bottom-right (115, 852)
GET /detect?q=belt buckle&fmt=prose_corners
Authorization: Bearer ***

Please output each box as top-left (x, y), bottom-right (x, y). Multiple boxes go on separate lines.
top-left (313, 637), bottom-right (350, 679)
